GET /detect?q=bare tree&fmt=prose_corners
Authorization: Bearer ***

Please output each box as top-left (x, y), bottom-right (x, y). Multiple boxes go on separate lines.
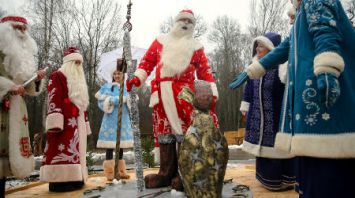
top-left (248, 0), bottom-right (289, 37)
top-left (159, 15), bottom-right (208, 38)
top-left (23, 0), bottom-right (124, 149)
top-left (343, 0), bottom-right (355, 26)
top-left (207, 16), bottom-right (247, 131)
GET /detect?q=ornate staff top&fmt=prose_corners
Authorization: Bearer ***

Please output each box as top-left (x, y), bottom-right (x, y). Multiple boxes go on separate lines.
top-left (123, 0), bottom-right (133, 32)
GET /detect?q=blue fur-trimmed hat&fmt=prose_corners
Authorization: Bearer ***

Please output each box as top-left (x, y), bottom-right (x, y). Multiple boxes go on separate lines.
top-left (252, 32), bottom-right (281, 57)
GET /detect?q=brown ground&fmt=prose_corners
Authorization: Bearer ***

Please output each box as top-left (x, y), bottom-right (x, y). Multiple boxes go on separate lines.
top-left (6, 164), bottom-right (298, 198)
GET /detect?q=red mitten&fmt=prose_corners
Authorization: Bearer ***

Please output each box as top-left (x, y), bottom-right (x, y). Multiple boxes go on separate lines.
top-left (126, 76), bottom-right (141, 92)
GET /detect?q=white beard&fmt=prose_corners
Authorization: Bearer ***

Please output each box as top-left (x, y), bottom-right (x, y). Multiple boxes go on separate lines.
top-left (59, 62), bottom-right (89, 110)
top-left (160, 21), bottom-right (196, 78)
top-left (0, 23), bottom-right (38, 84)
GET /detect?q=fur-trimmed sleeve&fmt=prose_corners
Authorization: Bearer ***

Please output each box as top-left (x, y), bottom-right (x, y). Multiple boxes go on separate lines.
top-left (95, 84), bottom-right (114, 114)
top-left (134, 39), bottom-right (160, 85)
top-left (194, 48), bottom-right (219, 98)
top-left (45, 73), bottom-right (64, 132)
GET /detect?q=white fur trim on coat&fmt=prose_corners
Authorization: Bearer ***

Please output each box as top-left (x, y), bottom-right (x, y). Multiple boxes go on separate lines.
top-left (149, 91), bottom-right (159, 107)
top-left (242, 140), bottom-right (294, 159)
top-left (0, 76), bottom-right (14, 101)
top-left (246, 61), bottom-right (266, 79)
top-left (134, 69), bottom-right (148, 86)
top-left (239, 101), bottom-right (250, 112)
top-left (63, 53), bottom-right (83, 63)
top-left (103, 97), bottom-right (114, 113)
top-left (86, 122), bottom-right (92, 135)
top-left (210, 82), bottom-right (219, 99)
top-left (160, 81), bottom-right (183, 135)
top-left (40, 164), bottom-right (83, 182)
top-left (253, 36), bottom-right (275, 51)
top-left (8, 95), bottom-right (35, 179)
top-left (96, 140), bottom-right (134, 149)
top-left (278, 62), bottom-right (288, 84)
top-left (314, 52), bottom-right (345, 77)
top-left (275, 131), bottom-right (355, 158)
top-left (46, 113), bottom-right (64, 131)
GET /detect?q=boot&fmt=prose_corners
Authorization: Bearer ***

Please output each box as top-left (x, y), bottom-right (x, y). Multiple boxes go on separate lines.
top-left (118, 159), bottom-right (130, 179)
top-left (103, 160), bottom-right (115, 181)
top-left (171, 143), bottom-right (184, 191)
top-left (49, 181), bottom-right (84, 192)
top-left (171, 175), bottom-right (184, 191)
top-left (144, 143), bottom-right (178, 188)
top-left (1, 177), bottom-right (5, 197)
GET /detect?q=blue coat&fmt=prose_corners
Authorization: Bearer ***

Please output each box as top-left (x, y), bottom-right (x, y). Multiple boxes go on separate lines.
top-left (96, 83), bottom-right (133, 149)
top-left (242, 69), bottom-right (293, 158)
top-left (258, 0), bottom-right (355, 158)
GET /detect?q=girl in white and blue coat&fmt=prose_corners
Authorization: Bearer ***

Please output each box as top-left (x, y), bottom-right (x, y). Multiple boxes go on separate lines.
top-left (95, 70), bottom-right (133, 181)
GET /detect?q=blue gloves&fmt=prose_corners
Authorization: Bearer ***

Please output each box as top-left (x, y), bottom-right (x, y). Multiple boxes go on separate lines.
top-left (317, 73), bottom-right (340, 108)
top-left (229, 72), bottom-right (249, 90)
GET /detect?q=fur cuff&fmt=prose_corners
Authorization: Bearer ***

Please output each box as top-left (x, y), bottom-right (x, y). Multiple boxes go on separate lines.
top-left (210, 82), bottom-right (219, 99)
top-left (86, 122), bottom-right (92, 135)
top-left (0, 76), bottom-right (14, 101)
top-left (314, 52), bottom-right (345, 77)
top-left (46, 113), bottom-right (64, 131)
top-left (103, 97), bottom-right (114, 113)
top-left (239, 101), bottom-right (250, 112)
top-left (134, 69), bottom-right (148, 86)
top-left (149, 91), bottom-right (159, 107)
top-left (246, 61), bottom-right (266, 79)
top-left (278, 62), bottom-right (288, 84)
top-left (40, 164), bottom-right (83, 182)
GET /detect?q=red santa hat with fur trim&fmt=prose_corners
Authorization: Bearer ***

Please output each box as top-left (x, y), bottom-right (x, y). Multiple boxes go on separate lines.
top-left (63, 47), bottom-right (83, 63)
top-left (174, 9), bottom-right (196, 25)
top-left (0, 15), bottom-right (28, 26)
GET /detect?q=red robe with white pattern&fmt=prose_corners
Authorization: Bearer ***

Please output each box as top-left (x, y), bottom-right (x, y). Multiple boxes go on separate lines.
top-left (134, 35), bottom-right (219, 137)
top-left (40, 71), bottom-right (91, 183)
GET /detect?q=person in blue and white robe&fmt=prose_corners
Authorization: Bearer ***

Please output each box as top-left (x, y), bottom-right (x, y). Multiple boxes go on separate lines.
top-left (95, 70), bottom-right (133, 180)
top-left (230, 0), bottom-right (355, 197)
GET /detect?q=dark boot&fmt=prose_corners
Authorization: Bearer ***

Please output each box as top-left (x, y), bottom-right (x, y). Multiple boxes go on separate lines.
top-left (1, 177), bottom-right (5, 197)
top-left (171, 143), bottom-right (184, 191)
top-left (49, 181), bottom-right (84, 192)
top-left (171, 175), bottom-right (184, 191)
top-left (144, 143), bottom-right (178, 188)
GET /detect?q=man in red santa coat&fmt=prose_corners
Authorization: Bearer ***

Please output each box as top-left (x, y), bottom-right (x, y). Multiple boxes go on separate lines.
top-left (40, 47), bottom-right (92, 192)
top-left (0, 15), bottom-right (46, 196)
top-left (126, 9), bottom-right (219, 190)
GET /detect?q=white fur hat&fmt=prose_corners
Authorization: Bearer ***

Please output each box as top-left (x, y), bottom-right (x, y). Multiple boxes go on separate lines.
top-left (63, 47), bottom-right (83, 63)
top-left (174, 9), bottom-right (196, 25)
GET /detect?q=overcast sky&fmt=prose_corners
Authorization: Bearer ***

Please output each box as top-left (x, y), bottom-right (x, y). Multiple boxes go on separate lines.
top-left (0, 0), bottom-right (291, 52)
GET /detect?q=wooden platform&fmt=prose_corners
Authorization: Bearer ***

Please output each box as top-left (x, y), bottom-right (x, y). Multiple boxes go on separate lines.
top-left (225, 128), bottom-right (245, 145)
top-left (6, 164), bottom-right (298, 198)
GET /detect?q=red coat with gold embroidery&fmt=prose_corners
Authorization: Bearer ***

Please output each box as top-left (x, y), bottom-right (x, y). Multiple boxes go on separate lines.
top-left (40, 71), bottom-right (91, 183)
top-left (134, 36), bottom-right (219, 137)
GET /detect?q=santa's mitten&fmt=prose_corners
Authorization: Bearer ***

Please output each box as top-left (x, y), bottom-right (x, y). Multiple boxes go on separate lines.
top-left (126, 76), bottom-right (141, 92)
top-left (317, 73), bottom-right (340, 108)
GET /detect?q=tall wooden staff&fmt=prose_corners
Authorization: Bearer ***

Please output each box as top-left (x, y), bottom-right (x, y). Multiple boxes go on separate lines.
top-left (113, 59), bottom-right (126, 180)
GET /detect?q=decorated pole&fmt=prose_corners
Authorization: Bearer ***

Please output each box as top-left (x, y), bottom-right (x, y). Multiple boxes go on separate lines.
top-left (122, 0), bottom-right (145, 192)
top-left (113, 59), bottom-right (126, 180)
